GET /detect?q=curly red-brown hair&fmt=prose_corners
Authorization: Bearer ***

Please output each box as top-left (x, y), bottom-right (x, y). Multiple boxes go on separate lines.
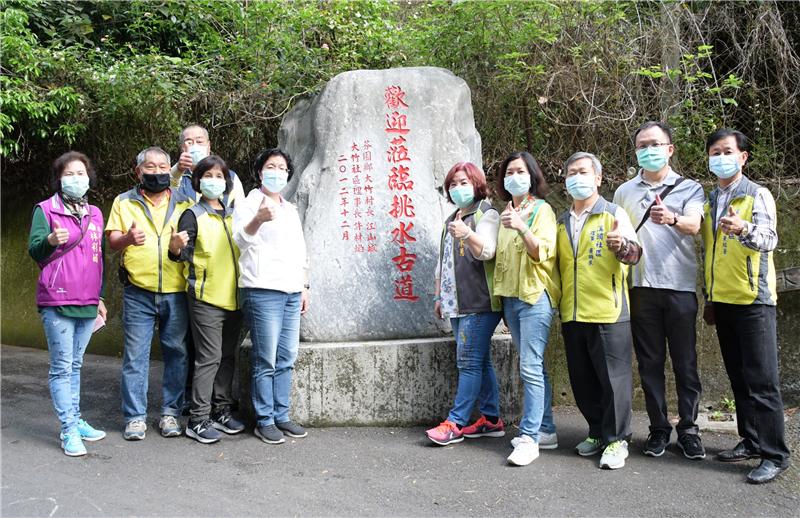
top-left (443, 162), bottom-right (488, 204)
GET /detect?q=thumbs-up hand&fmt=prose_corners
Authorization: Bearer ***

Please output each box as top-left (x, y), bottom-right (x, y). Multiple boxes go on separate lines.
top-left (500, 201), bottom-right (525, 232)
top-left (606, 218), bottom-right (625, 252)
top-left (126, 220), bottom-right (146, 247)
top-left (719, 205), bottom-right (744, 236)
top-left (178, 151), bottom-right (194, 173)
top-left (448, 210), bottom-right (471, 238)
top-left (169, 225), bottom-right (189, 255)
top-left (649, 193), bottom-right (676, 225)
top-left (47, 220), bottom-right (70, 246)
top-left (255, 195), bottom-right (278, 224)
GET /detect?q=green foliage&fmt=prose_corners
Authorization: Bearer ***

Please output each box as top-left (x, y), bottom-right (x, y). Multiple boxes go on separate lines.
top-left (1, 0), bottom-right (798, 195)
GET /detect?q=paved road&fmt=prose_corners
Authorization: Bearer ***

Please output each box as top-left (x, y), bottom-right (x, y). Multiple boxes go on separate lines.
top-left (1, 345), bottom-right (796, 517)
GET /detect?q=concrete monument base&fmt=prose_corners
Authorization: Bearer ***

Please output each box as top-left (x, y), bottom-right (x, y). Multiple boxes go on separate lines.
top-left (238, 335), bottom-right (523, 426)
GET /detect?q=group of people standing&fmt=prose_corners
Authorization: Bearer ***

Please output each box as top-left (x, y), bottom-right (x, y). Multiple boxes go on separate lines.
top-left (429, 122), bottom-right (790, 484)
top-left (29, 125), bottom-right (310, 457)
top-left (29, 121), bottom-right (788, 484)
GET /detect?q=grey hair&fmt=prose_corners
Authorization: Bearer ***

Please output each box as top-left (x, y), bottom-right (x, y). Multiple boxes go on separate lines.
top-left (564, 151), bottom-right (602, 176)
top-left (178, 124), bottom-right (209, 150)
top-left (136, 146), bottom-right (171, 167)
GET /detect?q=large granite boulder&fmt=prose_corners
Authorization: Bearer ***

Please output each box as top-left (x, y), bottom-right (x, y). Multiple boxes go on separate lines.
top-left (279, 67), bottom-right (482, 341)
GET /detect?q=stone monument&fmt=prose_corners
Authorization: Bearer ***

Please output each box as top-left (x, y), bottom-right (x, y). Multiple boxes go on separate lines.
top-left (279, 66), bottom-right (483, 342)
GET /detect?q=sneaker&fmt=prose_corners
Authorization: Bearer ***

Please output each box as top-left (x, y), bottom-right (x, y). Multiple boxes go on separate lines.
top-left (76, 419), bottom-right (106, 442)
top-left (60, 429), bottom-right (87, 457)
top-left (255, 424), bottom-right (286, 444)
top-left (426, 420), bottom-right (463, 446)
top-left (123, 420), bottom-right (146, 441)
top-left (276, 420), bottom-right (308, 438)
top-left (539, 431), bottom-right (559, 450)
top-left (677, 433), bottom-right (706, 460)
top-left (643, 430), bottom-right (669, 457)
top-left (186, 419), bottom-right (222, 444)
top-left (462, 416), bottom-right (505, 438)
top-left (575, 437), bottom-right (604, 457)
top-left (159, 415), bottom-right (182, 437)
top-left (211, 408), bottom-right (246, 435)
top-left (599, 440), bottom-right (629, 469)
top-left (507, 435), bottom-right (539, 466)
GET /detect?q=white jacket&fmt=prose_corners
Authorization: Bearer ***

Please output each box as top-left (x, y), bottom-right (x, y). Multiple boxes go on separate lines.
top-left (232, 189), bottom-right (308, 293)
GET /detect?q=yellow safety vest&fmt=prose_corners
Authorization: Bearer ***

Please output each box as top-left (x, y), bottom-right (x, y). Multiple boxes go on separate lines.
top-left (555, 197), bottom-right (630, 323)
top-left (115, 188), bottom-right (194, 293)
top-left (183, 201), bottom-right (240, 311)
top-left (701, 176), bottom-right (776, 305)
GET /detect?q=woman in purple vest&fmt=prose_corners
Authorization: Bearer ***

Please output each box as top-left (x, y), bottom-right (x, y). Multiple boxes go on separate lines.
top-left (28, 151), bottom-right (107, 457)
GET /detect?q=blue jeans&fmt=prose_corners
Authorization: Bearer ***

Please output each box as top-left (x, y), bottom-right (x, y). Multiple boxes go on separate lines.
top-left (40, 308), bottom-right (95, 434)
top-left (447, 312), bottom-right (503, 425)
top-left (120, 285), bottom-right (188, 423)
top-left (241, 288), bottom-right (301, 427)
top-left (503, 292), bottom-right (556, 440)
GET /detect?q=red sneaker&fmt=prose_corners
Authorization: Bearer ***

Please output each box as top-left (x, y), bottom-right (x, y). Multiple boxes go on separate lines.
top-left (462, 416), bottom-right (505, 438)
top-left (426, 420), bottom-right (464, 446)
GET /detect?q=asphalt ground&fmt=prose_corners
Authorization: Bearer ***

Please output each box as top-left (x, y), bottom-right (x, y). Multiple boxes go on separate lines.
top-left (1, 344), bottom-right (797, 517)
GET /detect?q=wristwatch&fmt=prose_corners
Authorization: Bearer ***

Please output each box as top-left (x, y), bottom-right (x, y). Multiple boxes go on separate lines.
top-left (669, 213), bottom-right (679, 226)
top-left (740, 222), bottom-right (750, 238)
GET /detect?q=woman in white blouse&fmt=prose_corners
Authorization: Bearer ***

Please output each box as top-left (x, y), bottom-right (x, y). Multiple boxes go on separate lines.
top-left (233, 148), bottom-right (309, 445)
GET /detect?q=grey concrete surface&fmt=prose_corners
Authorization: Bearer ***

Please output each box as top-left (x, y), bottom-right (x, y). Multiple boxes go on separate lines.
top-left (1, 344), bottom-right (797, 517)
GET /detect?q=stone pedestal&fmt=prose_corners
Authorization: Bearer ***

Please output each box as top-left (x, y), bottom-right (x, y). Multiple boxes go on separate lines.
top-left (238, 335), bottom-right (522, 426)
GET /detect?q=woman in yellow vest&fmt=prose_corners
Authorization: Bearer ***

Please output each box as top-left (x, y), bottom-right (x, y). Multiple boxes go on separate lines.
top-left (168, 155), bottom-right (244, 444)
top-left (701, 129), bottom-right (789, 484)
top-left (492, 151), bottom-right (559, 466)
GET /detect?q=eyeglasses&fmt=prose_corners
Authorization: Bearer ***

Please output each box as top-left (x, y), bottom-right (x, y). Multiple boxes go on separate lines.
top-left (263, 164), bottom-right (288, 172)
top-left (183, 138), bottom-right (208, 146)
top-left (635, 142), bottom-right (670, 151)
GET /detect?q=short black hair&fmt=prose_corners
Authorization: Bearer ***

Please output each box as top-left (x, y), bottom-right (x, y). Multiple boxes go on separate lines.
top-left (495, 151), bottom-right (550, 202)
top-left (705, 128), bottom-right (750, 153)
top-left (633, 121), bottom-right (673, 144)
top-left (191, 155), bottom-right (232, 194)
top-left (51, 151), bottom-right (97, 193)
top-left (252, 148), bottom-right (294, 184)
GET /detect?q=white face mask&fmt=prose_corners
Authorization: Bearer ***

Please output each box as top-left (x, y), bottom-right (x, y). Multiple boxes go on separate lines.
top-left (188, 144), bottom-right (209, 165)
top-left (708, 155), bottom-right (741, 179)
top-left (262, 170), bottom-right (288, 193)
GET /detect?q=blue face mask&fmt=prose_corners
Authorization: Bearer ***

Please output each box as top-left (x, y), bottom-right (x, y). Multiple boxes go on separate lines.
top-left (504, 173), bottom-right (531, 197)
top-left (566, 173), bottom-right (596, 200)
top-left (200, 178), bottom-right (226, 200)
top-left (61, 175), bottom-right (90, 199)
top-left (448, 185), bottom-right (475, 208)
top-left (708, 155), bottom-right (741, 179)
top-left (636, 146), bottom-right (669, 172)
top-left (262, 170), bottom-right (288, 193)
top-left (188, 144), bottom-right (209, 166)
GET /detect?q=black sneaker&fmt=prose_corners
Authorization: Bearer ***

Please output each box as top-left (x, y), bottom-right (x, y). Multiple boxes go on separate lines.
top-left (677, 433), bottom-right (706, 460)
top-left (255, 424), bottom-right (285, 444)
top-left (276, 420), bottom-right (308, 438)
top-left (186, 419), bottom-right (221, 444)
top-left (643, 430), bottom-right (669, 457)
top-left (212, 407), bottom-right (246, 435)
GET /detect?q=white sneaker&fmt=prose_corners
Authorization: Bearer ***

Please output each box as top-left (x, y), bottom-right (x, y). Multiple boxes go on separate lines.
top-left (507, 435), bottom-right (539, 466)
top-left (599, 440), bottom-right (629, 469)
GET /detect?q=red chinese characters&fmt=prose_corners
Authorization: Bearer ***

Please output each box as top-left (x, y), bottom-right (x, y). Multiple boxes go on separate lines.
top-left (340, 140), bottom-right (377, 255)
top-left (385, 85), bottom-right (419, 302)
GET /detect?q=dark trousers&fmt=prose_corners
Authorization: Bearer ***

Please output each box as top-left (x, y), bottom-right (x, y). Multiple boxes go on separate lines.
top-left (562, 321), bottom-right (633, 443)
top-left (714, 302), bottom-right (790, 466)
top-left (187, 296), bottom-right (243, 421)
top-left (630, 288), bottom-right (702, 436)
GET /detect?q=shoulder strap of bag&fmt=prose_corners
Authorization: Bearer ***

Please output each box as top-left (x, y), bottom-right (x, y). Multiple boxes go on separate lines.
top-left (635, 177), bottom-right (686, 233)
top-left (40, 214), bottom-right (91, 267)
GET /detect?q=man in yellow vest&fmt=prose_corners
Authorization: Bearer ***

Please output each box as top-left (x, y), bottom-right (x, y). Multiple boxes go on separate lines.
top-left (701, 129), bottom-right (789, 484)
top-left (554, 152), bottom-right (642, 470)
top-left (106, 147), bottom-right (194, 441)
